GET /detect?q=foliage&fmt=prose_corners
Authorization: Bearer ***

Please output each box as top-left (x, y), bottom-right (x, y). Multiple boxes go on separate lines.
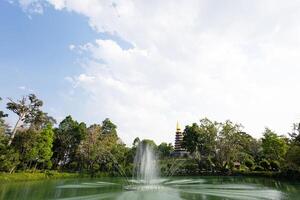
top-left (1, 93), bottom-right (300, 179)
top-left (261, 128), bottom-right (288, 162)
top-left (0, 97), bottom-right (9, 136)
top-left (37, 124), bottom-right (54, 168)
top-left (0, 134), bottom-right (19, 173)
top-left (270, 160), bottom-right (280, 171)
top-left (101, 118), bottom-right (117, 135)
top-left (0, 171), bottom-right (80, 183)
top-left (52, 116), bottom-right (87, 169)
top-left (182, 118), bottom-right (218, 171)
top-left (259, 159), bottom-right (270, 170)
top-left (215, 120), bottom-right (244, 171)
top-left (157, 142), bottom-right (173, 158)
top-left (245, 159), bottom-right (254, 170)
top-left (6, 94), bottom-right (55, 145)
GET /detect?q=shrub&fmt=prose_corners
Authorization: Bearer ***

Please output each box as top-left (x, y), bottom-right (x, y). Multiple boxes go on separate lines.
top-left (254, 166), bottom-right (264, 171)
top-left (270, 160), bottom-right (280, 171)
top-left (245, 159), bottom-right (254, 170)
top-left (259, 159), bottom-right (270, 171)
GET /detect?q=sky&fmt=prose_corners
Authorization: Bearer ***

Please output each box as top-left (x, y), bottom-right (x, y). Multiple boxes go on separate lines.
top-left (1, 0), bottom-right (300, 145)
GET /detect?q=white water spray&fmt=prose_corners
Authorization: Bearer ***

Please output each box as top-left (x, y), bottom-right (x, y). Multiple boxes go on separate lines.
top-left (133, 143), bottom-right (159, 185)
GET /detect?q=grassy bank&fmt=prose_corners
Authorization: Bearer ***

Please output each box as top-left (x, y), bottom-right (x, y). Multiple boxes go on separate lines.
top-left (0, 171), bottom-right (82, 183)
top-left (0, 171), bottom-right (122, 183)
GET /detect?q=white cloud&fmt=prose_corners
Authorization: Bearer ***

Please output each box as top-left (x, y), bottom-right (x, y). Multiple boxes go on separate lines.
top-left (17, 0), bottom-right (300, 145)
top-left (18, 86), bottom-right (26, 90)
top-left (18, 86), bottom-right (34, 92)
top-left (69, 44), bottom-right (75, 51)
top-left (18, 0), bottom-right (45, 14)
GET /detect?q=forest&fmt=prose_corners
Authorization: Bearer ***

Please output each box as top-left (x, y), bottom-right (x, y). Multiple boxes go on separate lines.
top-left (0, 94), bottom-right (300, 179)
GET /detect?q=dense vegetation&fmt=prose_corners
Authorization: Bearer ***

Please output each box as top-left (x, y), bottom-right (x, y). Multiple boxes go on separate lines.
top-left (0, 94), bottom-right (300, 180)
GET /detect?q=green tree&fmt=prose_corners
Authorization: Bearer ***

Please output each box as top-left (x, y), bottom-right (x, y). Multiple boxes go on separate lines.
top-left (133, 137), bottom-right (140, 147)
top-left (101, 118), bottom-right (117, 135)
top-left (77, 122), bottom-right (127, 175)
top-left (0, 132), bottom-right (19, 173)
top-left (139, 139), bottom-right (157, 149)
top-left (245, 159), bottom-right (254, 170)
top-left (259, 159), bottom-right (270, 170)
top-left (36, 124), bottom-right (54, 169)
top-left (52, 116), bottom-right (87, 169)
top-left (12, 128), bottom-right (40, 169)
top-left (157, 142), bottom-right (173, 158)
top-left (261, 128), bottom-right (288, 162)
top-left (0, 97), bottom-right (9, 135)
top-left (286, 123), bottom-right (300, 169)
top-left (183, 118), bottom-right (218, 171)
top-left (215, 120), bottom-right (243, 171)
top-left (77, 124), bottom-right (103, 173)
top-left (6, 94), bottom-right (53, 145)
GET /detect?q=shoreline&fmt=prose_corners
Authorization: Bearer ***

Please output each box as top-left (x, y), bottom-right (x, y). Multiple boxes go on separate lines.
top-left (1, 170), bottom-right (299, 183)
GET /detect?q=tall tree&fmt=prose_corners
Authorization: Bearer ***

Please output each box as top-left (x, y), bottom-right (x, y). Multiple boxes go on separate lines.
top-left (215, 120), bottom-right (244, 171)
top-left (77, 124), bottom-right (102, 172)
top-left (0, 97), bottom-right (9, 135)
top-left (286, 123), bottom-right (300, 168)
top-left (183, 118), bottom-right (218, 170)
top-left (36, 124), bottom-right (54, 169)
top-left (52, 116), bottom-right (87, 169)
top-left (13, 128), bottom-right (40, 169)
top-left (101, 118), bottom-right (117, 135)
top-left (6, 94), bottom-right (51, 145)
top-left (157, 142), bottom-right (173, 158)
top-left (261, 128), bottom-right (288, 162)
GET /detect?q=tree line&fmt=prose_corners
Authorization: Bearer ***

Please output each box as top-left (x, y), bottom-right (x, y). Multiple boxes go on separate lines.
top-left (0, 94), bottom-right (172, 176)
top-left (180, 118), bottom-right (300, 176)
top-left (0, 94), bottom-right (299, 178)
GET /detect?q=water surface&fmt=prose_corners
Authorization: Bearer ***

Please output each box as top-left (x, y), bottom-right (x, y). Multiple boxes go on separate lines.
top-left (0, 176), bottom-right (299, 200)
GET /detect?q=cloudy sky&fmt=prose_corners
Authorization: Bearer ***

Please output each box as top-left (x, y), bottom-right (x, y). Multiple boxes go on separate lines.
top-left (1, 0), bottom-right (300, 145)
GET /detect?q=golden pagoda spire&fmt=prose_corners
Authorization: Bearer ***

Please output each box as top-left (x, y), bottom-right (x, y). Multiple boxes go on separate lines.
top-left (176, 121), bottom-right (181, 131)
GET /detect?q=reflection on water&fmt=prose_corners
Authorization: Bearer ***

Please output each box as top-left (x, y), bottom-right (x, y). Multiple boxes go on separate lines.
top-left (0, 177), bottom-right (299, 200)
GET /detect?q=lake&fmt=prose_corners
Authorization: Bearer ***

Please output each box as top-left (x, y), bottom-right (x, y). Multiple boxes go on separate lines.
top-left (0, 176), bottom-right (299, 200)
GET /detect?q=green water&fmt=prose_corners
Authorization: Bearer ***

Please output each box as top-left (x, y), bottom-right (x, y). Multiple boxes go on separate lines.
top-left (0, 176), bottom-right (299, 200)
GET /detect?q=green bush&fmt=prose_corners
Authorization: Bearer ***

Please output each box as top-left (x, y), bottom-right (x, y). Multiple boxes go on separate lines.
top-left (254, 166), bottom-right (264, 171)
top-left (270, 160), bottom-right (280, 171)
top-left (245, 159), bottom-right (254, 170)
top-left (259, 159), bottom-right (270, 170)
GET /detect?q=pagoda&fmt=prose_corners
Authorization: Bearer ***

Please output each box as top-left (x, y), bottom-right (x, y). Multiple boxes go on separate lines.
top-left (171, 122), bottom-right (188, 157)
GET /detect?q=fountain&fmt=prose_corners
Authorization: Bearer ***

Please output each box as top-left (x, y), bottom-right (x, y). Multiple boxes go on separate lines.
top-left (125, 142), bottom-right (163, 190)
top-left (134, 142), bottom-right (159, 184)
top-left (48, 141), bottom-right (288, 200)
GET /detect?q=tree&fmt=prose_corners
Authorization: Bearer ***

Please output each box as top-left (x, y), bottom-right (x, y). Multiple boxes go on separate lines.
top-left (77, 124), bottom-right (102, 173)
top-left (101, 118), bottom-right (117, 135)
top-left (0, 131), bottom-right (19, 173)
top-left (36, 124), bottom-right (54, 169)
top-left (157, 142), bottom-right (173, 158)
top-left (139, 139), bottom-right (157, 149)
top-left (286, 123), bottom-right (300, 169)
top-left (133, 137), bottom-right (140, 147)
top-left (12, 128), bottom-right (40, 169)
top-left (6, 94), bottom-right (52, 145)
top-left (77, 122), bottom-right (127, 176)
top-left (183, 118), bottom-right (218, 171)
top-left (0, 97), bottom-right (9, 135)
top-left (52, 116), bottom-right (87, 169)
top-left (289, 123), bottom-right (300, 145)
top-left (259, 159), bottom-right (270, 170)
top-left (270, 160), bottom-right (280, 171)
top-left (261, 128), bottom-right (288, 162)
top-left (215, 120), bottom-right (244, 171)
top-left (245, 159), bottom-right (254, 170)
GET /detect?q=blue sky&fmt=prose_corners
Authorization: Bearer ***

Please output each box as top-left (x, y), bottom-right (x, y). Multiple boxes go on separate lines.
top-left (1, 0), bottom-right (300, 145)
top-left (0, 1), bottom-right (92, 121)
